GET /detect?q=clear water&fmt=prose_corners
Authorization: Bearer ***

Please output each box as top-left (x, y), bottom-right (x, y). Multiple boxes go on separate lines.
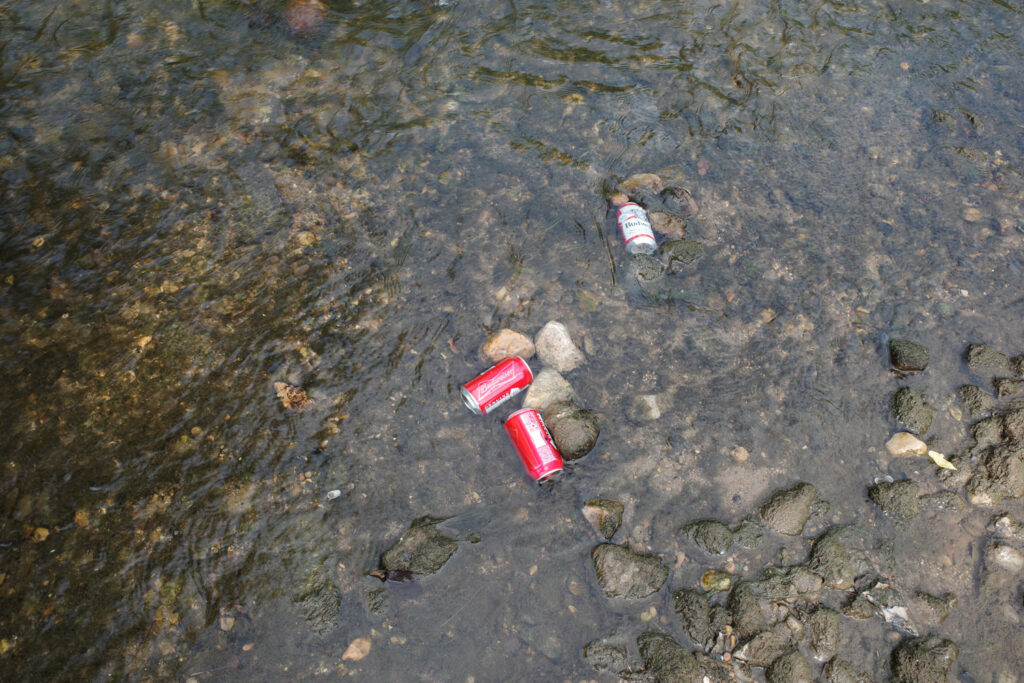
top-left (2, 0), bottom-right (1023, 679)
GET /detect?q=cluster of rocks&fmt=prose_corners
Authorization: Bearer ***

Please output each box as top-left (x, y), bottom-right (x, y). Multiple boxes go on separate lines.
top-left (584, 481), bottom-right (961, 680)
top-left (482, 320), bottom-right (600, 462)
top-left (612, 173), bottom-right (706, 307)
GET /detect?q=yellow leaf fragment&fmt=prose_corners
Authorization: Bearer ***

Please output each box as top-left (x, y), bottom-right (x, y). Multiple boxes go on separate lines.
top-left (927, 450), bottom-right (957, 471)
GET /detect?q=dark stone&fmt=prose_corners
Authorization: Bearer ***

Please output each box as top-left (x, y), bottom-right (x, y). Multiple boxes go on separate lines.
top-left (842, 594), bottom-right (875, 619)
top-left (889, 338), bottom-right (929, 371)
top-left (591, 544), bottom-right (669, 599)
top-left (1003, 407), bottom-right (1024, 441)
top-left (868, 480), bottom-right (922, 519)
top-left (732, 519), bottom-right (766, 548)
top-left (919, 490), bottom-right (964, 512)
top-left (636, 631), bottom-right (700, 679)
top-left (582, 498), bottom-right (624, 539)
top-left (994, 378), bottom-right (1024, 398)
top-left (758, 482), bottom-right (822, 536)
top-left (750, 565), bottom-right (823, 603)
top-left (1012, 354), bottom-right (1024, 377)
top-left (957, 384), bottom-right (994, 420)
top-left (381, 517), bottom-right (458, 575)
top-left (890, 635), bottom-right (959, 683)
top-left (966, 441), bottom-right (1024, 505)
top-left (543, 401), bottom-right (600, 461)
top-left (728, 581), bottom-right (767, 639)
top-left (684, 519), bottom-right (734, 555)
top-left (966, 344), bottom-right (1010, 377)
top-left (823, 656), bottom-right (872, 683)
top-left (659, 238), bottom-right (703, 272)
top-left (971, 415), bottom-right (1004, 449)
top-left (803, 606), bottom-right (840, 661)
top-left (583, 638), bottom-right (629, 673)
top-left (660, 186), bottom-right (699, 216)
top-left (766, 650), bottom-right (813, 683)
top-left (808, 526), bottom-right (862, 590)
top-left (891, 387), bottom-right (932, 434)
top-left (733, 622), bottom-right (792, 667)
top-left (910, 591), bottom-right (955, 629)
top-left (672, 588), bottom-right (712, 649)
top-left (296, 564), bottom-right (341, 634)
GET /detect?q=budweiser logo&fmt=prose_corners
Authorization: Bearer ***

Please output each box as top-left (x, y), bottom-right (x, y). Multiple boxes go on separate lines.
top-left (475, 366), bottom-right (517, 396)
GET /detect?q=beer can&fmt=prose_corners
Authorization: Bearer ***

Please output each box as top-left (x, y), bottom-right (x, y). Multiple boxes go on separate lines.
top-left (461, 356), bottom-right (533, 415)
top-left (616, 202), bottom-right (657, 255)
top-left (504, 408), bottom-right (564, 483)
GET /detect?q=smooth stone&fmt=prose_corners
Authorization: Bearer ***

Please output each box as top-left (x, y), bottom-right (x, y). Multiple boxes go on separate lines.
top-left (534, 321), bottom-right (585, 373)
top-left (888, 338), bottom-right (929, 371)
top-left (886, 432), bottom-right (928, 457)
top-left (380, 518), bottom-right (458, 575)
top-left (283, 0), bottom-right (327, 33)
top-left (591, 544), bottom-right (669, 599)
top-left (627, 394), bottom-right (664, 422)
top-left (521, 368), bottom-right (578, 412)
top-left (619, 173), bottom-right (664, 196)
top-left (543, 401), bottom-right (600, 460)
top-left (987, 543), bottom-right (1024, 573)
top-left (480, 329), bottom-right (535, 362)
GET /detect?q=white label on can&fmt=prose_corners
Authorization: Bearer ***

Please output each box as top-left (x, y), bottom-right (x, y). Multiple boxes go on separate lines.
top-left (617, 204), bottom-right (655, 245)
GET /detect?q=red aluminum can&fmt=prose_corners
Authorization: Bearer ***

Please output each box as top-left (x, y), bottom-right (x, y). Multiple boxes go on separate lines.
top-left (461, 356), bottom-right (533, 415)
top-left (504, 408), bottom-right (564, 483)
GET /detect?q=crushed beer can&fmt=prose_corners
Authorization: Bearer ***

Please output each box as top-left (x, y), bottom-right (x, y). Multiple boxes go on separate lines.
top-left (461, 356), bottom-right (533, 415)
top-left (504, 408), bottom-right (564, 483)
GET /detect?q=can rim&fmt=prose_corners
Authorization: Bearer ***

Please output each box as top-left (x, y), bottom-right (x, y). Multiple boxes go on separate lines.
top-left (506, 407), bottom-right (536, 421)
top-left (536, 468), bottom-right (564, 484)
top-left (460, 386), bottom-right (483, 415)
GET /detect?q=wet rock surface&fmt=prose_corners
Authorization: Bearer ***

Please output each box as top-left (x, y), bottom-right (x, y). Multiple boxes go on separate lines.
top-left (822, 656), bottom-right (872, 683)
top-left (521, 367), bottom-right (578, 411)
top-left (582, 498), bottom-right (624, 539)
top-left (534, 320), bottom-right (585, 373)
top-left (684, 519), bottom-right (734, 555)
top-left (757, 482), bottom-right (824, 536)
top-left (966, 344), bottom-right (1011, 377)
top-left (868, 479), bottom-right (923, 519)
top-left (957, 384), bottom-right (995, 420)
top-left (380, 518), bottom-right (458, 575)
top-left (766, 649), bottom-right (813, 683)
top-left (658, 238), bottom-right (703, 273)
top-left (891, 387), bottom-right (933, 434)
top-left (890, 635), bottom-right (959, 683)
top-left (541, 400), bottom-right (599, 460)
top-left (591, 544), bottom-right (669, 599)
top-left (889, 338), bottom-right (930, 371)
top-left (803, 606), bottom-right (840, 662)
top-left (480, 328), bottom-right (535, 362)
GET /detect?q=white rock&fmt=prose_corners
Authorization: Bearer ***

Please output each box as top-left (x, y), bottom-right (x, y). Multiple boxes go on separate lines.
top-left (535, 321), bottom-right (586, 373)
top-left (522, 368), bottom-right (578, 412)
top-left (885, 432), bottom-right (928, 457)
top-left (988, 543), bottom-right (1024, 573)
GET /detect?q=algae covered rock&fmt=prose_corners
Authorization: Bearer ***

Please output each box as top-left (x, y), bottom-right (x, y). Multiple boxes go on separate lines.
top-left (591, 543), bottom-right (669, 599)
top-left (808, 526), bottom-right (862, 590)
top-left (868, 479), bottom-right (922, 519)
top-left (733, 622), bottom-right (792, 667)
top-left (543, 401), bottom-right (599, 460)
top-left (380, 517), bottom-right (458, 575)
top-left (803, 606), bottom-right (840, 662)
top-left (659, 238), bottom-right (703, 272)
top-left (889, 338), bottom-right (929, 372)
top-left (728, 581), bottom-right (768, 638)
top-left (891, 387), bottom-right (933, 434)
top-left (766, 650), bottom-right (813, 683)
top-left (582, 498), bottom-right (624, 539)
top-left (890, 635), bottom-right (958, 683)
top-left (966, 441), bottom-right (1024, 505)
top-left (582, 637), bottom-right (629, 674)
top-left (637, 631), bottom-right (700, 679)
top-left (683, 519), bottom-right (734, 555)
top-left (758, 482), bottom-right (824, 536)
top-left (957, 384), bottom-right (994, 420)
top-left (966, 343), bottom-right (1010, 377)
top-left (672, 588), bottom-right (712, 649)
top-left (823, 656), bottom-right (872, 683)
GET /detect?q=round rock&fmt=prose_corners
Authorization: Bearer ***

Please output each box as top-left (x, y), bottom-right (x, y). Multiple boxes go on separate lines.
top-left (889, 338), bottom-right (929, 371)
top-left (521, 368), bottom-right (578, 412)
top-left (758, 482), bottom-right (821, 536)
top-left (480, 329), bottom-right (535, 363)
top-left (891, 387), bottom-right (932, 434)
top-left (591, 543), bottom-right (668, 599)
top-left (534, 321), bottom-right (585, 373)
top-left (543, 401), bottom-right (600, 460)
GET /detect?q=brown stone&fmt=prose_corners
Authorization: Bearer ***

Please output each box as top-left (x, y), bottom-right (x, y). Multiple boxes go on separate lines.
top-left (480, 329), bottom-right (535, 363)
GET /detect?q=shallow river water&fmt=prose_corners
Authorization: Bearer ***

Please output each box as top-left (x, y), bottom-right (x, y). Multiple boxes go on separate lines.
top-left (2, 0), bottom-right (1024, 680)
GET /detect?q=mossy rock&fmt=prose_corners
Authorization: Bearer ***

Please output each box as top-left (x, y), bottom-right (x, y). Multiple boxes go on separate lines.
top-left (889, 338), bottom-right (929, 371)
top-left (891, 387), bottom-right (932, 434)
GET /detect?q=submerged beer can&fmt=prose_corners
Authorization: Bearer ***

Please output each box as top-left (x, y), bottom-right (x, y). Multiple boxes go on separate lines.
top-left (504, 408), bottom-right (564, 483)
top-left (615, 202), bottom-right (657, 255)
top-left (461, 356), bottom-right (533, 415)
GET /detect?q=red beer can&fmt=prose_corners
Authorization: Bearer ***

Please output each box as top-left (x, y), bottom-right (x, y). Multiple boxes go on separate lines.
top-left (504, 408), bottom-right (564, 483)
top-left (461, 356), bottom-right (533, 415)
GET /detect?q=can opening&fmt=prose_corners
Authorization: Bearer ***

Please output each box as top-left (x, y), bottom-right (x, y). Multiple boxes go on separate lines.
top-left (460, 387), bottom-right (481, 414)
top-left (536, 469), bottom-right (564, 485)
